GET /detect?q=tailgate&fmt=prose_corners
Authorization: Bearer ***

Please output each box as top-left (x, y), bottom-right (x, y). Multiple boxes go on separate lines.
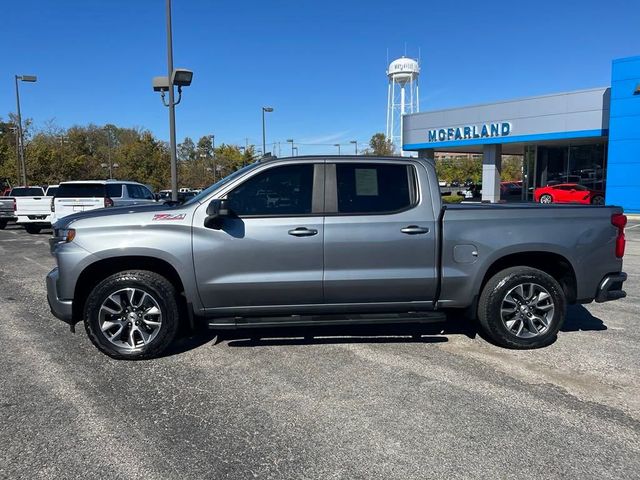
top-left (54, 197), bottom-right (104, 216)
top-left (16, 197), bottom-right (50, 214)
top-left (0, 198), bottom-right (14, 214)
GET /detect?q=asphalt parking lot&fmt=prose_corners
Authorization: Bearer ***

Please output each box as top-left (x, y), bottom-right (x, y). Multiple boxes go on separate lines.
top-left (0, 220), bottom-right (639, 480)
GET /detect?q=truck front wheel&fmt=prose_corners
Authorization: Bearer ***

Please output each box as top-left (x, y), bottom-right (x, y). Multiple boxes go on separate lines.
top-left (84, 270), bottom-right (180, 359)
top-left (477, 267), bottom-right (566, 349)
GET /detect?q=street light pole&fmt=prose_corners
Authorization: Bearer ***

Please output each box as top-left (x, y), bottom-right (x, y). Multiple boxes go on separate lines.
top-left (165, 0), bottom-right (179, 202)
top-left (350, 140), bottom-right (358, 155)
top-left (287, 139), bottom-right (294, 156)
top-left (14, 75), bottom-right (37, 186)
top-left (334, 143), bottom-right (341, 155)
top-left (262, 107), bottom-right (273, 157)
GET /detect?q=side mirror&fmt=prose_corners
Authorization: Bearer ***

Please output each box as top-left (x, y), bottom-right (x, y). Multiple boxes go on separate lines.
top-left (204, 199), bottom-right (234, 229)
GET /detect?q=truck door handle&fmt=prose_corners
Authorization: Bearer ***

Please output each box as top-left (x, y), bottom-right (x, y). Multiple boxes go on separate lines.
top-left (288, 227), bottom-right (318, 237)
top-left (401, 225), bottom-right (429, 235)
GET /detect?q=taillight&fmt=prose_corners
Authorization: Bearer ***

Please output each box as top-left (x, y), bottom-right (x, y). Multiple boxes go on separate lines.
top-left (50, 197), bottom-right (55, 212)
top-left (611, 213), bottom-right (627, 258)
top-left (104, 197), bottom-right (114, 208)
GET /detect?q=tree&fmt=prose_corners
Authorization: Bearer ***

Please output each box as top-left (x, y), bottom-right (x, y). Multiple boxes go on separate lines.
top-left (365, 133), bottom-right (395, 156)
top-left (177, 137), bottom-right (196, 162)
top-left (196, 135), bottom-right (214, 159)
top-left (0, 113), bottom-right (255, 190)
top-left (501, 156), bottom-right (523, 181)
top-left (0, 119), bottom-right (20, 184)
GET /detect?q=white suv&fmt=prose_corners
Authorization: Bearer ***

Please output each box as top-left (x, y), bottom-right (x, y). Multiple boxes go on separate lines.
top-left (51, 180), bottom-right (156, 223)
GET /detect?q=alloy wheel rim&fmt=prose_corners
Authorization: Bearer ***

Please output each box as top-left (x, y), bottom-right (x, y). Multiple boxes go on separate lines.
top-left (540, 195), bottom-right (552, 204)
top-left (98, 288), bottom-right (163, 350)
top-left (500, 283), bottom-right (555, 338)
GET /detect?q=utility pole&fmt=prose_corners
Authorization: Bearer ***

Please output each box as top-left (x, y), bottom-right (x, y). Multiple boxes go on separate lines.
top-left (211, 134), bottom-right (216, 182)
top-left (105, 127), bottom-right (114, 179)
top-left (14, 74), bottom-right (37, 185)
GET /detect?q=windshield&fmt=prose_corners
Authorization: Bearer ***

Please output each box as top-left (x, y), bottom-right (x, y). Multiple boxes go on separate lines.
top-left (10, 187), bottom-right (45, 196)
top-left (183, 162), bottom-right (261, 206)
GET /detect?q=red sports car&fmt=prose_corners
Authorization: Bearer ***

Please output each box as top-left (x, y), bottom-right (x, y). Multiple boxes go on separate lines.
top-left (534, 183), bottom-right (605, 205)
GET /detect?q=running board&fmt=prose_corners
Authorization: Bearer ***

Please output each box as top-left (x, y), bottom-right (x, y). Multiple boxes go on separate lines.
top-left (207, 312), bottom-right (447, 329)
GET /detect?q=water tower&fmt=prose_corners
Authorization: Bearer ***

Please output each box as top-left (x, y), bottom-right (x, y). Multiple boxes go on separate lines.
top-left (386, 56), bottom-right (420, 155)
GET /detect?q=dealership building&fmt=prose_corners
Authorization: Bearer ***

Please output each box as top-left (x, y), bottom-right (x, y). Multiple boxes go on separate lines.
top-left (402, 55), bottom-right (640, 213)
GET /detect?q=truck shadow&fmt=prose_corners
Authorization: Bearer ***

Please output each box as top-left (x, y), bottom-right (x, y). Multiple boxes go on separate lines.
top-left (164, 321), bottom-right (466, 356)
top-left (562, 304), bottom-right (607, 332)
top-left (162, 304), bottom-right (606, 357)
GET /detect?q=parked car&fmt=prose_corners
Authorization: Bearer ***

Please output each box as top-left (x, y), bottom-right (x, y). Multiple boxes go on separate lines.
top-left (47, 156), bottom-right (628, 359)
top-left (51, 180), bottom-right (156, 223)
top-left (157, 190), bottom-right (198, 204)
top-left (500, 181), bottom-right (523, 196)
top-left (11, 185), bottom-right (58, 233)
top-left (0, 196), bottom-right (16, 229)
top-left (534, 183), bottom-right (605, 205)
top-left (157, 190), bottom-right (172, 201)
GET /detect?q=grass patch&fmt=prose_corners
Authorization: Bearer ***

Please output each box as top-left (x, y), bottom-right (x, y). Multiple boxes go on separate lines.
top-left (442, 194), bottom-right (464, 204)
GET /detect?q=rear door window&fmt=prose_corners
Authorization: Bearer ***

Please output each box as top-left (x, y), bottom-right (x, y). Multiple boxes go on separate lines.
top-left (56, 184), bottom-right (106, 197)
top-left (106, 184), bottom-right (123, 198)
top-left (126, 184), bottom-right (150, 199)
top-left (334, 163), bottom-right (416, 214)
top-left (140, 186), bottom-right (155, 200)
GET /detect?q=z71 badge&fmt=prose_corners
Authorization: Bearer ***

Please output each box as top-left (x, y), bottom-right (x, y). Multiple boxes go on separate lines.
top-left (152, 213), bottom-right (186, 221)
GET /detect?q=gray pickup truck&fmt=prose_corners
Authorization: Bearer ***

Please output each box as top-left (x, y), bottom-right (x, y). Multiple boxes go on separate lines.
top-left (46, 156), bottom-right (628, 359)
top-left (0, 196), bottom-right (16, 229)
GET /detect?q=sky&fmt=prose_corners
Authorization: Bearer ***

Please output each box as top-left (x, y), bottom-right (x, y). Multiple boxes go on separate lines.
top-left (1, 0), bottom-right (639, 155)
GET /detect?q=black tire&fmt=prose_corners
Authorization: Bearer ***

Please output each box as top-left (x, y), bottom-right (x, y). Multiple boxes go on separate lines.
top-left (84, 270), bottom-right (180, 360)
top-left (539, 194), bottom-right (553, 204)
top-left (0, 220), bottom-right (7, 230)
top-left (591, 195), bottom-right (604, 205)
top-left (25, 225), bottom-right (41, 234)
top-left (477, 267), bottom-right (566, 349)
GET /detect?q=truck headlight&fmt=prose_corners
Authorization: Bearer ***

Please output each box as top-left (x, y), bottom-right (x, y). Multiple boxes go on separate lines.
top-left (56, 228), bottom-right (76, 243)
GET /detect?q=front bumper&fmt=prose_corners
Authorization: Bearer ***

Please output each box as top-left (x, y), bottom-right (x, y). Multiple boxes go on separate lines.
top-left (46, 267), bottom-right (73, 323)
top-left (595, 272), bottom-right (627, 303)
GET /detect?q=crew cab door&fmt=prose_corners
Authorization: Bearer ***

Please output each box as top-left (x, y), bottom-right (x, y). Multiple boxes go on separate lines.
top-left (323, 160), bottom-right (438, 307)
top-left (192, 162), bottom-right (325, 312)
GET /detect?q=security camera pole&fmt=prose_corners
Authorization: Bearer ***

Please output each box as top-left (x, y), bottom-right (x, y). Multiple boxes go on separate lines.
top-left (152, 0), bottom-right (193, 202)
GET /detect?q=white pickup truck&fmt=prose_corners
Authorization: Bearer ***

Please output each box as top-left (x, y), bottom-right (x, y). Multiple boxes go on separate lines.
top-left (11, 185), bottom-right (59, 234)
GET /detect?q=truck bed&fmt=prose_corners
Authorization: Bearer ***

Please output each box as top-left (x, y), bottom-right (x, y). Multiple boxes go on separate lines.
top-left (438, 203), bottom-right (623, 308)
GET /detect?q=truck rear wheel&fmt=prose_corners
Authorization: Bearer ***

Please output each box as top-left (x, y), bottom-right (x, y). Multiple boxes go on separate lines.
top-left (84, 270), bottom-right (179, 360)
top-left (0, 220), bottom-right (7, 230)
top-left (25, 225), bottom-right (41, 234)
top-left (477, 267), bottom-right (565, 349)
